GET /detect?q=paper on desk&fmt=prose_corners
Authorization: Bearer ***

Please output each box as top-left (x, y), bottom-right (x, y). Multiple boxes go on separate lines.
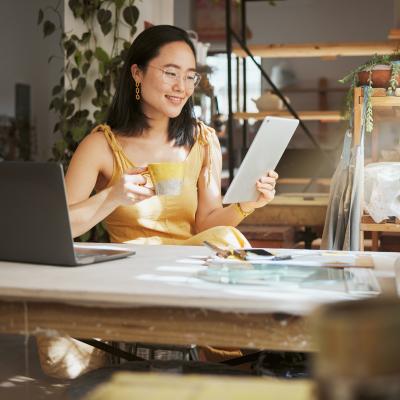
top-left (211, 251), bottom-right (375, 269)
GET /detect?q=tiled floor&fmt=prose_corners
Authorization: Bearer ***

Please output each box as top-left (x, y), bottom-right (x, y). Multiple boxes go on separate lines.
top-left (0, 334), bottom-right (69, 399)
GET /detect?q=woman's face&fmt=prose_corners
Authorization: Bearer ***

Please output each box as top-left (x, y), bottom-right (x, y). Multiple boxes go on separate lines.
top-left (132, 41), bottom-right (197, 121)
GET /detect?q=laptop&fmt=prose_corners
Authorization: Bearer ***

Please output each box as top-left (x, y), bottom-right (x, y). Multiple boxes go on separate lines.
top-left (223, 116), bottom-right (299, 204)
top-left (0, 162), bottom-right (135, 266)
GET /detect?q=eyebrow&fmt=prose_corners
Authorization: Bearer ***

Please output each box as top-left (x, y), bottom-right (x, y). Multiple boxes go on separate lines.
top-left (162, 63), bottom-right (197, 72)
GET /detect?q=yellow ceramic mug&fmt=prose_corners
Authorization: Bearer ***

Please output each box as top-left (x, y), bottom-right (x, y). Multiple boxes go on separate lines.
top-left (147, 162), bottom-right (185, 196)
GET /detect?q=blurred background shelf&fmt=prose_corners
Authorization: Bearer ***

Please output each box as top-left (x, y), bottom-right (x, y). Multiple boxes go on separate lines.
top-left (233, 40), bottom-right (400, 58)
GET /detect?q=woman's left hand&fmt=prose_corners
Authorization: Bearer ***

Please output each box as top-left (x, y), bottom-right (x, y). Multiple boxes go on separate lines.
top-left (240, 170), bottom-right (278, 211)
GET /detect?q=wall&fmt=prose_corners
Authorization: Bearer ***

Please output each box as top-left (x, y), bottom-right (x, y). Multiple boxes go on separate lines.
top-left (0, 0), bottom-right (63, 161)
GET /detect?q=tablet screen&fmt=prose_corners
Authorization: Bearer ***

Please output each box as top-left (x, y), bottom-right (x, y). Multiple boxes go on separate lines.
top-left (223, 116), bottom-right (299, 204)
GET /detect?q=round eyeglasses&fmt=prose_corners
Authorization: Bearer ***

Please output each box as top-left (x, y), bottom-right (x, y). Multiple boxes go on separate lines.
top-left (148, 65), bottom-right (201, 89)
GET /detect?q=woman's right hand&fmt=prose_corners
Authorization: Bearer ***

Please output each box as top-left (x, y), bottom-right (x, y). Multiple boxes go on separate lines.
top-left (109, 167), bottom-right (155, 206)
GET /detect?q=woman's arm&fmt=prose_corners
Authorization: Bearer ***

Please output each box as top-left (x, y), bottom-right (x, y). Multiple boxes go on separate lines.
top-left (194, 131), bottom-right (277, 232)
top-left (65, 132), bottom-right (154, 238)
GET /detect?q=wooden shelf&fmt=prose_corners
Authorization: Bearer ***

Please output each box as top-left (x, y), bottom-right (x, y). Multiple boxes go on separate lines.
top-left (281, 86), bottom-right (347, 94)
top-left (361, 215), bottom-right (400, 233)
top-left (233, 41), bottom-right (400, 58)
top-left (279, 178), bottom-right (331, 186)
top-left (234, 110), bottom-right (344, 122)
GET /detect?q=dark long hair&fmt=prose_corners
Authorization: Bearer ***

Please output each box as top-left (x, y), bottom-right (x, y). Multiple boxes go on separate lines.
top-left (107, 25), bottom-right (197, 147)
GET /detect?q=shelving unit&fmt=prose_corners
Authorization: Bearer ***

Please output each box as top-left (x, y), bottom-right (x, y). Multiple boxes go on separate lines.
top-left (225, 0), bottom-right (400, 184)
top-left (353, 87), bottom-right (400, 251)
top-left (224, 0), bottom-right (400, 249)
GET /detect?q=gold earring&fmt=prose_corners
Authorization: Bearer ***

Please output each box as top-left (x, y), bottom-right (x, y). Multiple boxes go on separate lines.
top-left (135, 81), bottom-right (140, 101)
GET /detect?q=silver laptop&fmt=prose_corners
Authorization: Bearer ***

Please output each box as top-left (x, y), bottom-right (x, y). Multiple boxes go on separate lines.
top-left (0, 162), bottom-right (135, 266)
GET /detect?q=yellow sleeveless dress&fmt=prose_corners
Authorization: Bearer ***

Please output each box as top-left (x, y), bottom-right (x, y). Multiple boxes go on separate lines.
top-left (37, 122), bottom-right (247, 379)
top-left (95, 122), bottom-right (249, 248)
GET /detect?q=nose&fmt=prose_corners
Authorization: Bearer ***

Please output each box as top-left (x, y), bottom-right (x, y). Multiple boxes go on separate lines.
top-left (172, 74), bottom-right (185, 92)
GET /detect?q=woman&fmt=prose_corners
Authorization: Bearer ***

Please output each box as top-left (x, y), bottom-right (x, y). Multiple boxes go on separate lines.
top-left (37, 25), bottom-right (278, 379)
top-left (64, 25), bottom-right (278, 247)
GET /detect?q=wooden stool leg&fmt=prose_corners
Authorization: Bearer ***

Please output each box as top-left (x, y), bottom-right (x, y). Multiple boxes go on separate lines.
top-left (359, 230), bottom-right (365, 251)
top-left (371, 232), bottom-right (379, 251)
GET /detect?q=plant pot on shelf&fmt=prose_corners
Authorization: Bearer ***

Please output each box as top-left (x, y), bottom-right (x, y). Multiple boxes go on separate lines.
top-left (357, 65), bottom-right (400, 88)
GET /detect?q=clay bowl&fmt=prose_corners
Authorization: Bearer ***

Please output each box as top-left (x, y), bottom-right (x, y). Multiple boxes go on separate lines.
top-left (358, 65), bottom-right (400, 88)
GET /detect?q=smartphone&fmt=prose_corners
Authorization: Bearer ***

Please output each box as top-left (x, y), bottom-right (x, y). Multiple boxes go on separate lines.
top-left (243, 248), bottom-right (274, 257)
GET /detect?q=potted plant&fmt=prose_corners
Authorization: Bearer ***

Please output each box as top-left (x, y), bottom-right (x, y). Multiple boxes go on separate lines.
top-left (339, 52), bottom-right (400, 132)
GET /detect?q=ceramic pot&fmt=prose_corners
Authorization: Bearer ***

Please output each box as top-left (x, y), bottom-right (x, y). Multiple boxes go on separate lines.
top-left (358, 64), bottom-right (400, 88)
top-left (251, 91), bottom-right (290, 111)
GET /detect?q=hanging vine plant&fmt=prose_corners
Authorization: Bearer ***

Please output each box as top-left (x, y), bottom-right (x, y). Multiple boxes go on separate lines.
top-left (38, 0), bottom-right (139, 241)
top-left (38, 0), bottom-right (139, 165)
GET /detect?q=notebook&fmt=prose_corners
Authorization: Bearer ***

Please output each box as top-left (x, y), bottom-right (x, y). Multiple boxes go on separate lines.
top-left (0, 162), bottom-right (134, 266)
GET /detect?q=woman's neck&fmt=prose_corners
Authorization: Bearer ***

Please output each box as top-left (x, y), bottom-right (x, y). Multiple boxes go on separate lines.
top-left (143, 116), bottom-right (170, 143)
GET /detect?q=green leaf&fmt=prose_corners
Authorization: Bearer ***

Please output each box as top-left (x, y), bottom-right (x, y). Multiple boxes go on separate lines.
top-left (84, 49), bottom-right (93, 61)
top-left (65, 103), bottom-right (75, 117)
top-left (50, 97), bottom-right (62, 111)
top-left (81, 31), bottom-right (91, 44)
top-left (52, 85), bottom-right (62, 95)
top-left (123, 6), bottom-right (139, 28)
top-left (43, 20), bottom-right (56, 37)
top-left (37, 9), bottom-right (44, 25)
top-left (69, 0), bottom-right (82, 18)
top-left (76, 77), bottom-right (87, 94)
top-left (66, 89), bottom-right (77, 101)
top-left (93, 109), bottom-right (108, 124)
top-left (99, 62), bottom-right (105, 76)
top-left (94, 47), bottom-right (110, 63)
top-left (64, 40), bottom-right (76, 58)
top-left (101, 22), bottom-right (112, 36)
top-left (71, 67), bottom-right (80, 79)
top-left (54, 139), bottom-right (67, 154)
top-left (94, 79), bottom-right (105, 95)
top-left (71, 126), bottom-right (87, 142)
top-left (82, 62), bottom-right (91, 74)
top-left (74, 50), bottom-right (82, 66)
top-left (97, 9), bottom-right (112, 25)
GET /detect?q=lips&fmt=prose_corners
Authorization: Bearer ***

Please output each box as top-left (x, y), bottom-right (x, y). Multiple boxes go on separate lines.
top-left (165, 95), bottom-right (184, 105)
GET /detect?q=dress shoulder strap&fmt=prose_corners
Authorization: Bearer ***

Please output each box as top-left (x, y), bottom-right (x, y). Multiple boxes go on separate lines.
top-left (195, 120), bottom-right (220, 186)
top-left (90, 124), bottom-right (134, 175)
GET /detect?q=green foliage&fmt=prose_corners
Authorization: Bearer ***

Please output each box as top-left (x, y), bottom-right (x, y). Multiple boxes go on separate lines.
top-left (339, 52), bottom-right (400, 132)
top-left (364, 85), bottom-right (374, 133)
top-left (38, 0), bottom-right (139, 242)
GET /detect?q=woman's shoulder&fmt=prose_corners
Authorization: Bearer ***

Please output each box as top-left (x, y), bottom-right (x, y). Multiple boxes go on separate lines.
top-left (73, 125), bottom-right (114, 167)
top-left (195, 120), bottom-right (219, 148)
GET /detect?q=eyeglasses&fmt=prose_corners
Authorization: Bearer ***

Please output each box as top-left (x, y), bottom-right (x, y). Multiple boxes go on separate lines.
top-left (148, 65), bottom-right (201, 89)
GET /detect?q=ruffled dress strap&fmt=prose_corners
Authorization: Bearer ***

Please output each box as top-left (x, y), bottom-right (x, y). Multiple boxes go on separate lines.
top-left (91, 124), bottom-right (134, 178)
top-left (196, 120), bottom-right (219, 186)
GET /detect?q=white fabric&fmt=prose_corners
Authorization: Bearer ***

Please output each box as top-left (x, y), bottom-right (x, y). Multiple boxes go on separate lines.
top-left (364, 162), bottom-right (400, 222)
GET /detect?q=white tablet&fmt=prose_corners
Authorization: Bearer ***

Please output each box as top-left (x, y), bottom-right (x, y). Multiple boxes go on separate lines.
top-left (223, 116), bottom-right (299, 204)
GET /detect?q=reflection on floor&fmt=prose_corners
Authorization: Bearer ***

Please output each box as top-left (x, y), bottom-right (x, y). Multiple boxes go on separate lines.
top-left (0, 334), bottom-right (69, 400)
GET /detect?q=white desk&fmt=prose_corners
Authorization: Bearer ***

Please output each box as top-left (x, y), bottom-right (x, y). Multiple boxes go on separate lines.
top-left (0, 245), bottom-right (398, 351)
